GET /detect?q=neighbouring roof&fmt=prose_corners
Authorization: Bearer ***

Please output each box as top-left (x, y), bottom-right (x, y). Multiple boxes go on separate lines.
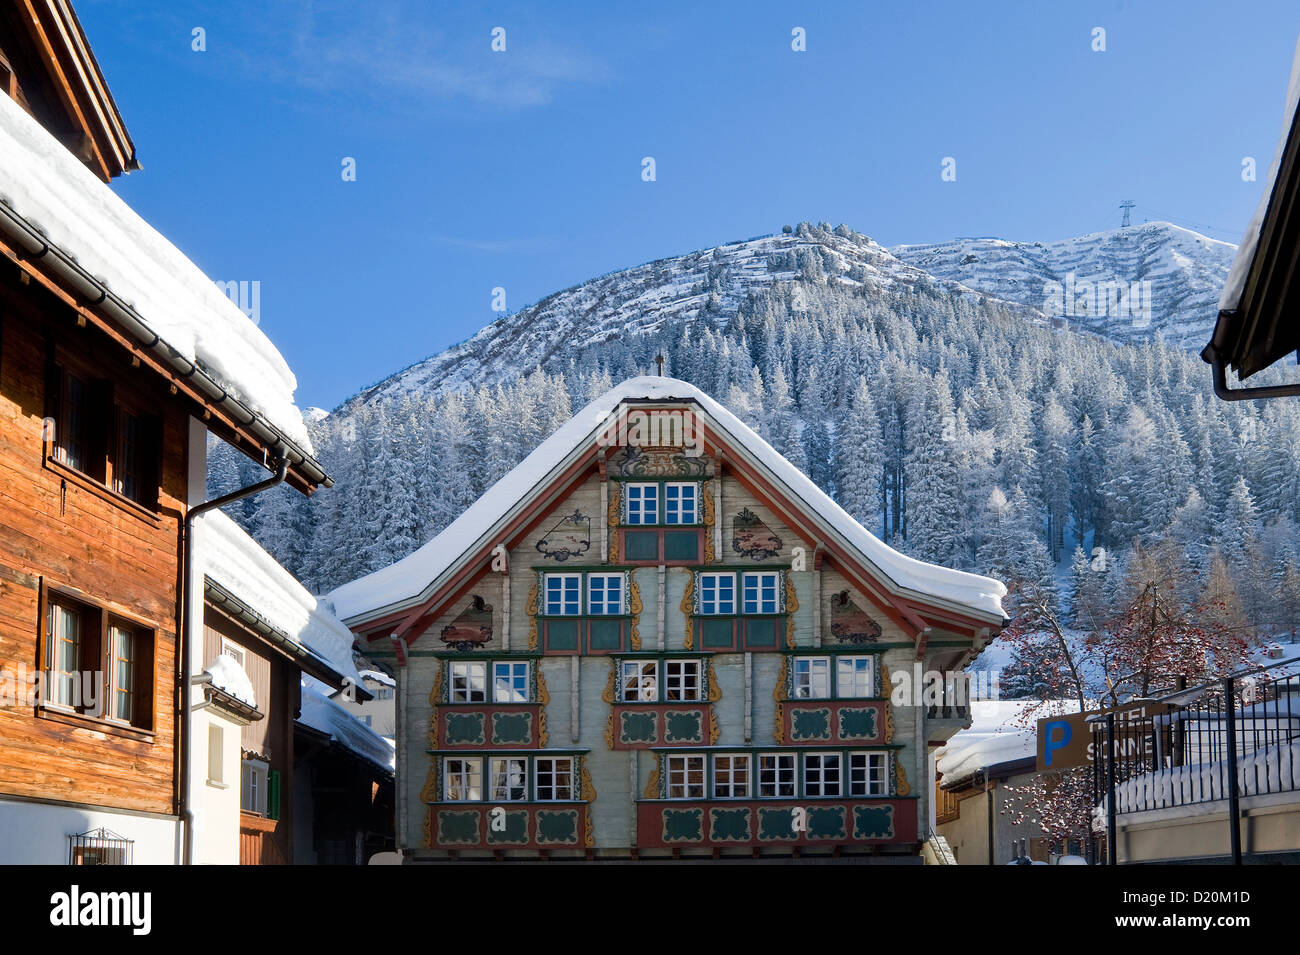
top-left (0, 88), bottom-right (326, 488)
top-left (359, 668), bottom-right (395, 688)
top-left (935, 700), bottom-right (1058, 789)
top-left (327, 376), bottom-right (1008, 627)
top-left (1204, 33), bottom-right (1300, 387)
top-left (298, 677), bottom-right (395, 775)
top-left (202, 510), bottom-right (363, 689)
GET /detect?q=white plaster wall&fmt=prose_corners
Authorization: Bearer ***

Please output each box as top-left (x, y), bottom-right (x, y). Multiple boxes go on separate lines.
top-left (0, 798), bottom-right (181, 864)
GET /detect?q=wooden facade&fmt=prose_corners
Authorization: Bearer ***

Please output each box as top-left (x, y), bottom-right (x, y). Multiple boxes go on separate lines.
top-left (0, 265), bottom-right (184, 816)
top-left (339, 396), bottom-right (1006, 861)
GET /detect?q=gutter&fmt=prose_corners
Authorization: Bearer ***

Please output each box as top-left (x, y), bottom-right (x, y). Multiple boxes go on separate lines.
top-left (0, 196), bottom-right (330, 489)
top-left (179, 455), bottom-right (288, 866)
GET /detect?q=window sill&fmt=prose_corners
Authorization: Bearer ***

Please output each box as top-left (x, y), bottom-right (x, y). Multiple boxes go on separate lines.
top-left (37, 703), bottom-right (156, 743)
top-left (239, 812), bottom-right (277, 832)
top-left (206, 779), bottom-right (229, 790)
top-left (45, 455), bottom-right (162, 526)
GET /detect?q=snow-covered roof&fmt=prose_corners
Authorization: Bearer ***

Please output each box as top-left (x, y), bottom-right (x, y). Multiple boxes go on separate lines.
top-left (935, 700), bottom-right (1054, 788)
top-left (202, 510), bottom-right (363, 686)
top-left (1221, 32), bottom-right (1300, 312)
top-left (298, 677), bottom-right (395, 773)
top-left (328, 376), bottom-right (1007, 624)
top-left (359, 668), bottom-right (396, 688)
top-left (0, 90), bottom-right (313, 452)
top-left (204, 654), bottom-right (257, 709)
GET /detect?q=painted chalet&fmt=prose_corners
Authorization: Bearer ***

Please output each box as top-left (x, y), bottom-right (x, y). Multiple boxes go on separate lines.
top-left (0, 1), bottom-right (378, 864)
top-left (330, 377), bottom-right (1009, 861)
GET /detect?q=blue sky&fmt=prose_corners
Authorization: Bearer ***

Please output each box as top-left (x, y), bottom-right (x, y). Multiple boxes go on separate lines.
top-left (80, 0), bottom-right (1299, 410)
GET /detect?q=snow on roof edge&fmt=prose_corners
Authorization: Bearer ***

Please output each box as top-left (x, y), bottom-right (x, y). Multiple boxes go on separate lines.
top-left (327, 377), bottom-right (1007, 624)
top-left (0, 91), bottom-right (313, 452)
top-left (298, 677), bottom-right (395, 773)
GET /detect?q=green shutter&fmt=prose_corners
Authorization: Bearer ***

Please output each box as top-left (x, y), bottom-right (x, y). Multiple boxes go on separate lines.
top-left (268, 769), bottom-right (282, 820)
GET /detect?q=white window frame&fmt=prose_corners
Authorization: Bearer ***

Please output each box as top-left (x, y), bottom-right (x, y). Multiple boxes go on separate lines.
top-left (535, 757), bottom-right (574, 802)
top-left (621, 660), bottom-right (659, 702)
top-left (241, 758), bottom-right (269, 814)
top-left (793, 657), bottom-right (831, 699)
top-left (758, 752), bottom-right (796, 798)
top-left (492, 661), bottom-right (529, 703)
top-left (220, 637), bottom-right (246, 668)
top-left (490, 756), bottom-right (530, 802)
top-left (664, 482), bottom-right (698, 525)
top-left (849, 752), bottom-right (888, 797)
top-left (443, 756), bottom-right (483, 801)
top-left (741, 571), bottom-right (781, 614)
top-left (804, 752), bottom-right (842, 797)
top-left (587, 573), bottom-right (625, 616)
top-left (45, 600), bottom-right (82, 709)
top-left (713, 754), bottom-right (750, 799)
top-left (836, 656), bottom-right (875, 699)
top-left (625, 483), bottom-right (659, 525)
top-left (449, 661), bottom-right (487, 703)
top-left (107, 622), bottom-right (135, 724)
top-left (664, 659), bottom-right (701, 702)
top-left (699, 572), bottom-right (736, 615)
top-left (666, 754), bottom-right (706, 799)
top-left (543, 573), bottom-right (583, 615)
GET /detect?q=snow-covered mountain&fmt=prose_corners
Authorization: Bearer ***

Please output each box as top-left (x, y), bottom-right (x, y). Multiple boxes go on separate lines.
top-left (890, 222), bottom-right (1236, 350)
top-left (349, 226), bottom-right (1005, 406)
top-left (346, 221), bottom-right (1233, 410)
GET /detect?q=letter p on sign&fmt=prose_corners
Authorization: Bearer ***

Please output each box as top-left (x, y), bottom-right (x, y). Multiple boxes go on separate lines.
top-left (1043, 720), bottom-right (1071, 768)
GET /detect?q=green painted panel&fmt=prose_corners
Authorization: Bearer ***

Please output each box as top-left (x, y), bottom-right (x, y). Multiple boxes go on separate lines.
top-left (664, 531), bottom-right (699, 561)
top-left (445, 712), bottom-right (486, 745)
top-left (589, 618), bottom-right (622, 650)
top-left (491, 711), bottom-right (533, 745)
top-left (663, 709), bottom-right (703, 743)
top-left (535, 810), bottom-right (580, 845)
top-left (807, 806), bottom-right (847, 840)
top-left (742, 618), bottom-right (779, 648)
top-left (486, 810), bottom-right (530, 845)
top-left (619, 710), bottom-right (658, 744)
top-left (701, 619), bottom-right (733, 649)
top-left (625, 531), bottom-right (658, 561)
top-left (709, 807), bottom-right (751, 842)
top-left (838, 707), bottom-right (878, 740)
top-left (661, 808), bottom-right (703, 843)
top-left (757, 807), bottom-right (797, 841)
top-left (853, 805), bottom-right (895, 840)
top-left (545, 620), bottom-right (579, 651)
top-left (790, 707), bottom-right (832, 741)
top-left (436, 811), bottom-right (480, 845)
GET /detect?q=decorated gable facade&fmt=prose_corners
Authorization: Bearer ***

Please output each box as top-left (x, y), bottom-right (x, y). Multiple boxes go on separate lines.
top-left (328, 378), bottom-right (1007, 860)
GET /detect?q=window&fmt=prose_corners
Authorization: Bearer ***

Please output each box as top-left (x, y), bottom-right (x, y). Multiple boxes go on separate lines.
top-left (664, 660), bottom-right (701, 701)
top-left (621, 660), bottom-right (658, 702)
top-left (625, 483), bottom-right (658, 525)
top-left (713, 755), bottom-right (750, 798)
top-left (492, 661), bottom-right (529, 703)
top-left (535, 757), bottom-right (574, 801)
top-left (42, 592), bottom-right (154, 731)
top-left (804, 753), bottom-right (841, 797)
top-left (664, 483), bottom-right (698, 524)
top-left (666, 755), bottom-right (705, 799)
top-left (449, 661), bottom-right (487, 703)
top-left (375, 688), bottom-right (393, 701)
top-left (699, 573), bottom-right (735, 615)
top-left (742, 572), bottom-right (780, 614)
top-left (490, 757), bottom-right (529, 801)
top-left (220, 638), bottom-right (245, 668)
top-left (359, 715), bottom-right (372, 726)
top-left (114, 409), bottom-right (144, 503)
top-left (849, 752), bottom-right (887, 796)
top-left (758, 753), bottom-right (796, 797)
top-left (207, 724), bottom-right (224, 786)
top-left (107, 623), bottom-right (135, 723)
top-left (793, 658), bottom-right (831, 699)
top-left (587, 574), bottom-right (624, 615)
top-left (543, 574), bottom-right (582, 615)
top-left (46, 599), bottom-right (86, 709)
top-left (836, 656), bottom-right (874, 699)
top-left (57, 371), bottom-right (89, 473)
top-left (241, 758), bottom-right (269, 813)
top-left (444, 757), bottom-right (483, 801)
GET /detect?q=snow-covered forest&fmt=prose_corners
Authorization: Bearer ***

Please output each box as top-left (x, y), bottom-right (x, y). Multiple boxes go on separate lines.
top-left (211, 235), bottom-right (1300, 658)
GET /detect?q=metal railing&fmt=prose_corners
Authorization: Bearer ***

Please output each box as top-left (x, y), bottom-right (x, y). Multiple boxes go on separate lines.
top-left (1091, 657), bottom-right (1300, 864)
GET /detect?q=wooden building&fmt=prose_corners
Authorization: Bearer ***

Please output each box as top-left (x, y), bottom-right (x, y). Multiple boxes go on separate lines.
top-left (330, 378), bottom-right (1008, 861)
top-left (0, 1), bottom-right (328, 864)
